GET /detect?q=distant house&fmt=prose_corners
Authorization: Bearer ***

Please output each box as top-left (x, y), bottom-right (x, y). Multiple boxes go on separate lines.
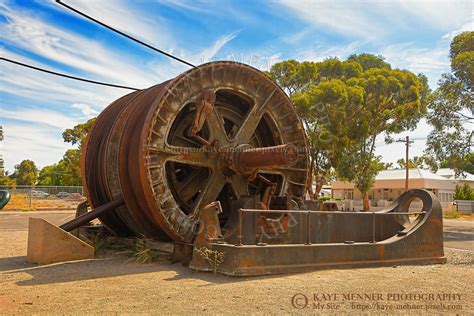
top-left (436, 168), bottom-right (474, 188)
top-left (331, 168), bottom-right (473, 211)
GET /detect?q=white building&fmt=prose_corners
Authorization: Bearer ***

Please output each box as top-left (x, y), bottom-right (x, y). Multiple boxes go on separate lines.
top-left (331, 168), bottom-right (472, 211)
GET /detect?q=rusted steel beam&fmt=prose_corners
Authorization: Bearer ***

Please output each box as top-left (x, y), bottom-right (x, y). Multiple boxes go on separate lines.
top-left (60, 198), bottom-right (124, 232)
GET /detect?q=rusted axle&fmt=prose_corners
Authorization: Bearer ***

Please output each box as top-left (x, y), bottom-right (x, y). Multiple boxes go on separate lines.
top-left (60, 198), bottom-right (124, 232)
top-left (233, 144), bottom-right (298, 174)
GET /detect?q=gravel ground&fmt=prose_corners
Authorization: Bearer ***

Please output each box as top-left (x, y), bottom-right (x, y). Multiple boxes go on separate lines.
top-left (0, 213), bottom-right (472, 314)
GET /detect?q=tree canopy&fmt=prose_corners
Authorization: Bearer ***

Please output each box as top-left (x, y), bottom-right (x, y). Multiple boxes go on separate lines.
top-left (37, 118), bottom-right (96, 186)
top-left (13, 159), bottom-right (38, 185)
top-left (425, 31), bottom-right (473, 175)
top-left (268, 55), bottom-right (427, 209)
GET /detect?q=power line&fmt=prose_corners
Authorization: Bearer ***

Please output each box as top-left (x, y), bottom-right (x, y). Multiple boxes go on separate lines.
top-left (1, 57), bottom-right (141, 91)
top-left (56, 0), bottom-right (196, 68)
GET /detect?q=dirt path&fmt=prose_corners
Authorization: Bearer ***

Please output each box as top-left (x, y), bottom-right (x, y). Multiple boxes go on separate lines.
top-left (0, 212), bottom-right (472, 314)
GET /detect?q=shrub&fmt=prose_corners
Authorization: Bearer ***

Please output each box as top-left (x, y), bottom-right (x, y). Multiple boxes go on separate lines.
top-left (444, 210), bottom-right (461, 219)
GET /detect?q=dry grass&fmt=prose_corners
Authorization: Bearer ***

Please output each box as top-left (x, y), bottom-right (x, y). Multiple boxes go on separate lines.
top-left (444, 210), bottom-right (461, 219)
top-left (2, 194), bottom-right (80, 211)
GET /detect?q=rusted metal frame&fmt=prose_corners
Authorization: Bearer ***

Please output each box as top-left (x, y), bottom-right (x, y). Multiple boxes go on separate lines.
top-left (240, 209), bottom-right (427, 215)
top-left (371, 212), bottom-right (376, 243)
top-left (233, 209), bottom-right (427, 246)
top-left (306, 210), bottom-right (311, 245)
top-left (237, 208), bottom-right (243, 246)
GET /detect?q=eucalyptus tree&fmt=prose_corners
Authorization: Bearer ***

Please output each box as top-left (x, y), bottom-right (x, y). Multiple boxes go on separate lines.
top-left (425, 31), bottom-right (473, 175)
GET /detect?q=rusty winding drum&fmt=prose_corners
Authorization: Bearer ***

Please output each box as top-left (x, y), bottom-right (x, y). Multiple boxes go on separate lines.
top-left (82, 61), bottom-right (308, 242)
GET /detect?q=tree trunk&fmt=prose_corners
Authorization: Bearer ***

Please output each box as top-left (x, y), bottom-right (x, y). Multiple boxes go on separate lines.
top-left (314, 181), bottom-right (324, 197)
top-left (363, 191), bottom-right (370, 211)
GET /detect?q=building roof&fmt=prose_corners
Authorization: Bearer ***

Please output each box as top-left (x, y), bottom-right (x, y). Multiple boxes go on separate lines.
top-left (331, 167), bottom-right (457, 190)
top-left (375, 168), bottom-right (448, 181)
top-left (436, 168), bottom-right (474, 181)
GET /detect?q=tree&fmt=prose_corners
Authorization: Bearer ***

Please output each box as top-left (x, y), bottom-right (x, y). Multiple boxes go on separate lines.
top-left (268, 56), bottom-right (427, 208)
top-left (63, 118), bottom-right (96, 147)
top-left (397, 156), bottom-right (428, 169)
top-left (453, 183), bottom-right (474, 200)
top-left (13, 159), bottom-right (38, 185)
top-left (266, 60), bottom-right (317, 97)
top-left (60, 118), bottom-right (96, 186)
top-left (0, 175), bottom-right (15, 186)
top-left (60, 149), bottom-right (82, 186)
top-left (38, 162), bottom-right (68, 186)
top-left (440, 153), bottom-right (474, 174)
top-left (317, 62), bottom-right (427, 210)
top-left (347, 54), bottom-right (391, 71)
top-left (425, 31), bottom-right (473, 175)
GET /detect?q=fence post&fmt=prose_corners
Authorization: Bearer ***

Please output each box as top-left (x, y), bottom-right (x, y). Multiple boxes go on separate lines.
top-left (29, 185), bottom-right (32, 209)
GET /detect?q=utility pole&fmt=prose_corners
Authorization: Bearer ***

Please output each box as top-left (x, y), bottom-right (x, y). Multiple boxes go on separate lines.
top-left (396, 136), bottom-right (414, 192)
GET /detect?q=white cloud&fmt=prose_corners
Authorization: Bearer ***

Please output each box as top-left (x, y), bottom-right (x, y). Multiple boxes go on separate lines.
top-left (50, 0), bottom-right (174, 51)
top-left (0, 2), bottom-right (163, 87)
top-left (157, 0), bottom-right (215, 14)
top-left (194, 31), bottom-right (240, 64)
top-left (0, 107), bottom-right (81, 130)
top-left (395, 0), bottom-right (473, 30)
top-left (298, 41), bottom-right (365, 62)
top-left (0, 50), bottom-right (127, 104)
top-left (71, 103), bottom-right (99, 119)
top-left (375, 119), bottom-right (432, 165)
top-left (0, 123), bottom-right (74, 172)
top-left (276, 0), bottom-right (472, 39)
top-left (276, 0), bottom-right (384, 39)
top-left (442, 20), bottom-right (474, 41)
top-left (380, 43), bottom-right (450, 87)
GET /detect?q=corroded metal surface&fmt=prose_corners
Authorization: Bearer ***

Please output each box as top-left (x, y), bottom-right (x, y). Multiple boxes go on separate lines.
top-left (189, 189), bottom-right (446, 276)
top-left (82, 61), bottom-right (308, 242)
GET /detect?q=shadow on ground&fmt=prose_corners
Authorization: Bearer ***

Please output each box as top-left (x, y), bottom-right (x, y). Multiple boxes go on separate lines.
top-left (2, 254), bottom-right (281, 287)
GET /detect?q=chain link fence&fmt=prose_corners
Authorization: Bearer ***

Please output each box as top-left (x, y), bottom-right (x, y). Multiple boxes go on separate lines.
top-left (0, 185), bottom-right (83, 195)
top-left (0, 186), bottom-right (84, 211)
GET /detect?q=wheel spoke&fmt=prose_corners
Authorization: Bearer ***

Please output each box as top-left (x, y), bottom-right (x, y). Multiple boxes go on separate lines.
top-left (206, 107), bottom-right (229, 143)
top-left (228, 175), bottom-right (249, 198)
top-left (175, 134), bottom-right (201, 147)
top-left (233, 89), bottom-right (276, 144)
top-left (233, 109), bottom-right (265, 144)
top-left (191, 172), bottom-right (227, 214)
top-left (177, 168), bottom-right (209, 203)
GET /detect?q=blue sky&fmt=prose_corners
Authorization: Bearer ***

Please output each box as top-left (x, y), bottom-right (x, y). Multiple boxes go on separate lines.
top-left (0, 0), bottom-right (472, 172)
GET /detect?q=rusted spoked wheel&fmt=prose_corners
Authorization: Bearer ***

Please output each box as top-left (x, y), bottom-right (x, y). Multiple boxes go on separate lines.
top-left (82, 61), bottom-right (309, 242)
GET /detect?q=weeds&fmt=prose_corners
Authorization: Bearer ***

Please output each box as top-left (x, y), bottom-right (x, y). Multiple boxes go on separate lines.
top-left (130, 239), bottom-right (157, 264)
top-left (83, 232), bottom-right (160, 263)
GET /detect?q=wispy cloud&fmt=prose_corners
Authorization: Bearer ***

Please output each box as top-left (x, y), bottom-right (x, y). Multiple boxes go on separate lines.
top-left (275, 0), bottom-right (472, 39)
top-left (49, 0), bottom-right (175, 50)
top-left (0, 107), bottom-right (82, 130)
top-left (442, 20), bottom-right (474, 41)
top-left (275, 0), bottom-right (388, 39)
top-left (0, 3), bottom-right (163, 87)
top-left (0, 123), bottom-right (74, 171)
top-left (71, 103), bottom-right (99, 119)
top-left (194, 31), bottom-right (240, 63)
top-left (381, 43), bottom-right (449, 74)
top-left (297, 41), bottom-right (365, 62)
top-left (0, 49), bottom-right (127, 108)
